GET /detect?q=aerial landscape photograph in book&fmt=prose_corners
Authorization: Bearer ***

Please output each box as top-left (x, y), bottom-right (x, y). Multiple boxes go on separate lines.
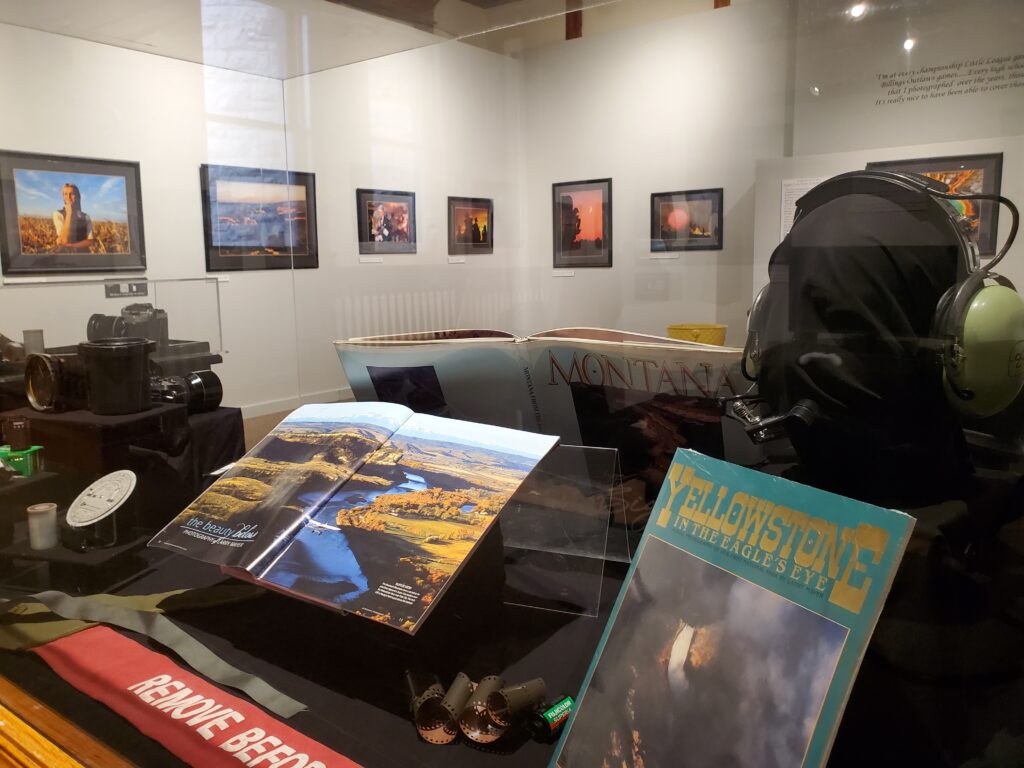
top-left (170, 404), bottom-right (407, 541)
top-left (152, 403), bottom-right (556, 632)
top-left (558, 536), bottom-right (847, 768)
top-left (259, 415), bottom-right (553, 632)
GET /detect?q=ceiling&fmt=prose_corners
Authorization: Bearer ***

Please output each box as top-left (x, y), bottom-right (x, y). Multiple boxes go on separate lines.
top-left (0, 0), bottom-right (620, 80)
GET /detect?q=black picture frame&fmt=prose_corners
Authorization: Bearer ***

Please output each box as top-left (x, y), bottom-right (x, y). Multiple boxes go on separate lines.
top-left (447, 197), bottom-right (493, 255)
top-left (650, 188), bottom-right (724, 252)
top-left (201, 164), bottom-right (318, 272)
top-left (865, 153), bottom-right (1003, 256)
top-left (356, 188), bottom-right (416, 254)
top-left (552, 178), bottom-right (612, 268)
top-left (0, 150), bottom-right (146, 276)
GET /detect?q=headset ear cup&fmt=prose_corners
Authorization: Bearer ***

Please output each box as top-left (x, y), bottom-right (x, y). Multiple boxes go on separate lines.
top-left (935, 271), bottom-right (985, 405)
top-left (941, 278), bottom-right (1024, 417)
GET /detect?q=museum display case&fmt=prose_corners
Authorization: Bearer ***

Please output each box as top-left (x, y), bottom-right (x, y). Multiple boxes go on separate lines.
top-left (0, 0), bottom-right (1022, 765)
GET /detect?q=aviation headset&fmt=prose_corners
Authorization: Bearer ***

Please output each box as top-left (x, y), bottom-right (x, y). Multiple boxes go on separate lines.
top-left (743, 169), bottom-right (1022, 419)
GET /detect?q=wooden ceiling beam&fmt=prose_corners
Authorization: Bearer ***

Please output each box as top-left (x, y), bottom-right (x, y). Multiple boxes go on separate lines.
top-left (566, 0), bottom-right (582, 39)
top-left (323, 0), bottom-right (441, 33)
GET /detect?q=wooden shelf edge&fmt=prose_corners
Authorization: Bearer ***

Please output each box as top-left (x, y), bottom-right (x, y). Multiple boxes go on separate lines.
top-left (0, 675), bottom-right (133, 768)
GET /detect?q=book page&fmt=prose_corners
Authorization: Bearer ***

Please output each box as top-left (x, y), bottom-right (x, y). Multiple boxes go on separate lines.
top-left (345, 329), bottom-right (517, 342)
top-left (781, 176), bottom-right (827, 240)
top-left (531, 327), bottom-right (738, 349)
top-left (148, 402), bottom-right (412, 570)
top-left (256, 413), bottom-right (558, 633)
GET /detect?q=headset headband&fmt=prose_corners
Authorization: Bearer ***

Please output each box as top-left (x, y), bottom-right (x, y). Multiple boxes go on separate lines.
top-left (792, 170), bottom-right (978, 281)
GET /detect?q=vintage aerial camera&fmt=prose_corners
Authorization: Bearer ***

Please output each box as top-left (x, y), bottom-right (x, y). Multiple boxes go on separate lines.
top-left (87, 303), bottom-right (169, 348)
top-left (26, 351), bottom-right (222, 415)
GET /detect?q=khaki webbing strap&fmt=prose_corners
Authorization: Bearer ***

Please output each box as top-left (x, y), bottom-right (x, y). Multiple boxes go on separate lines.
top-left (29, 591), bottom-right (306, 719)
top-left (0, 585), bottom-right (264, 652)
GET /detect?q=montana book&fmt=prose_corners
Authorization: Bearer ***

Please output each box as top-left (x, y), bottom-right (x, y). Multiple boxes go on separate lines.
top-left (335, 328), bottom-right (744, 538)
top-left (552, 449), bottom-right (914, 768)
top-left (149, 402), bottom-right (557, 634)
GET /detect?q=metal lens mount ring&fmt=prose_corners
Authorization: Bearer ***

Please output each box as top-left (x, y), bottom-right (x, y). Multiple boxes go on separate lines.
top-left (25, 354), bottom-right (59, 412)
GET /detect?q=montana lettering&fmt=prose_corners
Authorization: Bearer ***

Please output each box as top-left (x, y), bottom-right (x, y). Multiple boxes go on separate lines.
top-left (547, 350), bottom-right (737, 397)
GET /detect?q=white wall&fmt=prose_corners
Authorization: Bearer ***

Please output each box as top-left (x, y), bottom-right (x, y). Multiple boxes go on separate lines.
top-left (751, 0), bottom-right (1024, 297)
top-left (283, 41), bottom-right (533, 401)
top-left (0, 24), bottom-right (301, 414)
top-left (283, 0), bottom-right (790, 410)
top-left (518, 0), bottom-right (789, 346)
top-left (792, 0), bottom-right (1024, 155)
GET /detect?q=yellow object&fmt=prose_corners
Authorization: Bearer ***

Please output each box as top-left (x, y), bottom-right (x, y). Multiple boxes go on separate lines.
top-left (666, 323), bottom-right (727, 345)
top-left (0, 699), bottom-right (85, 767)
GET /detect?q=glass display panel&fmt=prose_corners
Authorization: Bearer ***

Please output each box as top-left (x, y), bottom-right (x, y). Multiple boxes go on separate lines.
top-left (0, 0), bottom-right (1019, 766)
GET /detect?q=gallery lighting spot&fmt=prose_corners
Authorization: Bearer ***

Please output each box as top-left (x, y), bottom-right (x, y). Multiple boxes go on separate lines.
top-left (810, 85), bottom-right (821, 96)
top-left (903, 37), bottom-right (916, 51)
top-left (848, 3), bottom-right (866, 19)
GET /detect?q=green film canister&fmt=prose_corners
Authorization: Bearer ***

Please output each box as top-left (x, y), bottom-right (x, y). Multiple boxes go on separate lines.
top-left (528, 695), bottom-right (575, 741)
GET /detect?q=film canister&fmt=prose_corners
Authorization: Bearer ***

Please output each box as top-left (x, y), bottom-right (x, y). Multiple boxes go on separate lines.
top-left (527, 695), bottom-right (575, 741)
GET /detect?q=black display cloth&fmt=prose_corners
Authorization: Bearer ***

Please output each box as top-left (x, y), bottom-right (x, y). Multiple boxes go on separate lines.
top-left (0, 527), bottom-right (623, 768)
top-left (0, 477), bottom-right (1022, 767)
top-left (0, 405), bottom-right (244, 530)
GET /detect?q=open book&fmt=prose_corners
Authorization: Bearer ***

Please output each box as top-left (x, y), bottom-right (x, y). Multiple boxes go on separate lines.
top-left (553, 449), bottom-right (914, 768)
top-left (149, 403), bottom-right (558, 634)
top-left (335, 327), bottom-right (744, 528)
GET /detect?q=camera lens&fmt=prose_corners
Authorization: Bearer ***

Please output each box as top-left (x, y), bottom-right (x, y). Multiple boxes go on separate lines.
top-left (87, 313), bottom-right (123, 341)
top-left (185, 370), bottom-right (223, 411)
top-left (25, 354), bottom-right (59, 411)
top-left (149, 370), bottom-right (222, 413)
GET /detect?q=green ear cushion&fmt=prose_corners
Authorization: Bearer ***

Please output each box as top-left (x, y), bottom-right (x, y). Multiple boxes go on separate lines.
top-left (945, 284), bottom-right (1024, 417)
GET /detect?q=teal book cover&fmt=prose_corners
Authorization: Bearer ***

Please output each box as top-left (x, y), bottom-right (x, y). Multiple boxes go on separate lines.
top-left (552, 448), bottom-right (914, 768)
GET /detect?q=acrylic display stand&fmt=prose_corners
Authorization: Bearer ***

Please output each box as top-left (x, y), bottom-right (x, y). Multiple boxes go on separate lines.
top-left (499, 444), bottom-right (618, 618)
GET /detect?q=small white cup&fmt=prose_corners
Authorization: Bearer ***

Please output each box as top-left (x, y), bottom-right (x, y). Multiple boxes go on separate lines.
top-left (22, 329), bottom-right (45, 355)
top-left (27, 502), bottom-right (58, 550)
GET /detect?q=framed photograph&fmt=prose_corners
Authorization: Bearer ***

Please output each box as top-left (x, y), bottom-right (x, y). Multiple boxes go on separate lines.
top-left (448, 196), bottom-right (493, 255)
top-left (201, 164), bottom-right (318, 271)
top-left (865, 153), bottom-right (1003, 256)
top-left (356, 188), bottom-right (416, 254)
top-left (553, 178), bottom-right (612, 269)
top-left (651, 188), bottom-right (723, 252)
top-left (0, 150), bottom-right (145, 276)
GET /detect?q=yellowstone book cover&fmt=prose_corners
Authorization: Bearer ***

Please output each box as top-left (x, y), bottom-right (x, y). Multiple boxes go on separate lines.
top-left (149, 402), bottom-right (557, 633)
top-left (552, 449), bottom-right (913, 768)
